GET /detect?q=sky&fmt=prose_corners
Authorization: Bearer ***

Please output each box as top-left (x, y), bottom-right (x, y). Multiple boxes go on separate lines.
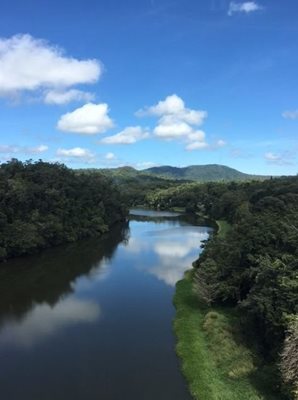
top-left (0, 0), bottom-right (297, 175)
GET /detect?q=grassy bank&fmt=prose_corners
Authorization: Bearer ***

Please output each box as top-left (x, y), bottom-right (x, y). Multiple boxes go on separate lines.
top-left (216, 220), bottom-right (232, 238)
top-left (173, 270), bottom-right (283, 400)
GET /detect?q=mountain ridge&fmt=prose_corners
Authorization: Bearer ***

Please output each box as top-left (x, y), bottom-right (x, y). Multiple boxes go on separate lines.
top-left (142, 164), bottom-right (268, 182)
top-left (78, 164), bottom-right (269, 182)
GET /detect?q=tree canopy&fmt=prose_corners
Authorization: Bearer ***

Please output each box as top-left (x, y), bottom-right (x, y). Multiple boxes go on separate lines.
top-left (0, 159), bottom-right (127, 260)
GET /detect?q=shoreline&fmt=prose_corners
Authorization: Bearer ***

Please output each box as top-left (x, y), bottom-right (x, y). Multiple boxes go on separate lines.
top-left (173, 270), bottom-right (283, 400)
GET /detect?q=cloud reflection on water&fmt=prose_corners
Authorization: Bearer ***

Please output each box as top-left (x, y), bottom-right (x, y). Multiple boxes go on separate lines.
top-left (0, 297), bottom-right (100, 348)
top-left (124, 225), bottom-right (211, 287)
top-left (150, 230), bottom-right (210, 286)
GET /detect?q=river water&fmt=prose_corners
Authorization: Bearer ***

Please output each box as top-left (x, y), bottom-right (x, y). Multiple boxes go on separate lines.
top-left (0, 209), bottom-right (212, 400)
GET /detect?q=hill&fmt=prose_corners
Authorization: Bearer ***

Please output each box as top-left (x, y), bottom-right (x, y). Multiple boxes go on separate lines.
top-left (76, 166), bottom-right (182, 206)
top-left (143, 164), bottom-right (268, 182)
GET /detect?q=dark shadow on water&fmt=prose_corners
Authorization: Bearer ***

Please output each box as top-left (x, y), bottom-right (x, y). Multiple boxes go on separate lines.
top-left (0, 222), bottom-right (129, 324)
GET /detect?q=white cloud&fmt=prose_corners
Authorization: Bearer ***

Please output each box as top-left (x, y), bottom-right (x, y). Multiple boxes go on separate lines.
top-left (228, 2), bottom-right (262, 16)
top-left (282, 110), bottom-right (298, 120)
top-left (186, 138), bottom-right (226, 151)
top-left (265, 152), bottom-right (281, 162)
top-left (137, 94), bottom-right (207, 125)
top-left (44, 89), bottom-right (95, 105)
top-left (0, 144), bottom-right (48, 155)
top-left (138, 94), bottom-right (210, 150)
top-left (101, 126), bottom-right (149, 144)
top-left (28, 144), bottom-right (49, 154)
top-left (187, 131), bottom-right (206, 142)
top-left (56, 147), bottom-right (96, 163)
top-left (139, 94), bottom-right (185, 116)
top-left (264, 151), bottom-right (296, 166)
top-left (186, 141), bottom-right (208, 151)
top-left (154, 121), bottom-right (193, 139)
top-left (105, 152), bottom-right (116, 160)
top-left (57, 103), bottom-right (114, 134)
top-left (0, 34), bottom-right (101, 101)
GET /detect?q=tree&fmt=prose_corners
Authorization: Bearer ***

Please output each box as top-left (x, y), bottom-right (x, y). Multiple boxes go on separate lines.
top-left (280, 317), bottom-right (298, 399)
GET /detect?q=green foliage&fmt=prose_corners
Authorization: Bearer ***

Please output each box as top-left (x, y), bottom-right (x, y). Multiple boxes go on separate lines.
top-left (145, 164), bottom-right (267, 182)
top-left (174, 272), bottom-right (282, 400)
top-left (280, 318), bottom-right (298, 399)
top-left (194, 176), bottom-right (298, 356)
top-left (216, 220), bottom-right (232, 238)
top-left (153, 174), bottom-right (298, 397)
top-left (0, 159), bottom-right (127, 260)
top-left (77, 166), bottom-right (179, 207)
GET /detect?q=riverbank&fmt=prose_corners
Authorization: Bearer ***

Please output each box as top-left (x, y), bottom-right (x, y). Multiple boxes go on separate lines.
top-left (173, 270), bottom-right (283, 400)
top-left (215, 219), bottom-right (232, 238)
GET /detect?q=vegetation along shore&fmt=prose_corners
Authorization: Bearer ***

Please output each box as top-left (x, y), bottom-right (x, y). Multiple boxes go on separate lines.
top-left (170, 176), bottom-right (298, 400)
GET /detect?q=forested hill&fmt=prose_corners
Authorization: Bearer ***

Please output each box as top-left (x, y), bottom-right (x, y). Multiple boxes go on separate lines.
top-left (144, 164), bottom-right (268, 182)
top-left (77, 166), bottom-right (184, 206)
top-left (0, 160), bottom-right (127, 261)
top-left (80, 164), bottom-right (268, 183)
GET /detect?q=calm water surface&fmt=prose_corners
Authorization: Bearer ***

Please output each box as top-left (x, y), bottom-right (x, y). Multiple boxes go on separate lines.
top-left (0, 210), bottom-right (211, 400)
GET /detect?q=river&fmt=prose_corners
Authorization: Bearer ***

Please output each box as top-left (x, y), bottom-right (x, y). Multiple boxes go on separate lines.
top-left (0, 209), bottom-right (212, 400)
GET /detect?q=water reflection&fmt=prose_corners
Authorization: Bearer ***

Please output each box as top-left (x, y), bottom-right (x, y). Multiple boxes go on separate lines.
top-left (0, 212), bottom-right (210, 400)
top-left (125, 215), bottom-right (211, 287)
top-left (0, 297), bottom-right (100, 348)
top-left (0, 223), bottom-right (128, 330)
top-left (150, 255), bottom-right (196, 287)
top-left (150, 228), bottom-right (210, 286)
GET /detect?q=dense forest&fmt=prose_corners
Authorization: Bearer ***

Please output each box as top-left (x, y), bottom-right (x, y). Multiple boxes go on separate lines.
top-left (0, 160), bottom-right (127, 261)
top-left (141, 176), bottom-right (298, 398)
top-left (144, 164), bottom-right (267, 182)
top-left (77, 166), bottom-right (181, 206)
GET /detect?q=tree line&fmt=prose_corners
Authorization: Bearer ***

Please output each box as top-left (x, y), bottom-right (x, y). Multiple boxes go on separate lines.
top-left (141, 176), bottom-right (298, 398)
top-left (0, 159), bottom-right (127, 261)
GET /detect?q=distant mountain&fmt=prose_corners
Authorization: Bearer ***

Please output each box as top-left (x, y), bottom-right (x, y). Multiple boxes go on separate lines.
top-left (143, 164), bottom-right (268, 182)
top-left (78, 164), bottom-right (268, 183)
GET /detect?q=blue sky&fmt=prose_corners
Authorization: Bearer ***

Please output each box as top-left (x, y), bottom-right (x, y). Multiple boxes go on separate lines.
top-left (0, 0), bottom-right (297, 175)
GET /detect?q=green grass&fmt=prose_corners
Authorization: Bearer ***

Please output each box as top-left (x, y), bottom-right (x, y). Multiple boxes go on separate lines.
top-left (216, 220), bottom-right (232, 238)
top-left (171, 207), bottom-right (186, 213)
top-left (173, 270), bottom-right (283, 400)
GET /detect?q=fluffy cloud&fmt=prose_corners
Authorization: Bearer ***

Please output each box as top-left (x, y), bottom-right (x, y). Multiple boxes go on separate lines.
top-left (0, 144), bottom-right (48, 155)
top-left (56, 147), bottom-right (96, 163)
top-left (105, 152), bottom-right (116, 160)
top-left (101, 126), bottom-right (149, 144)
top-left (186, 138), bottom-right (226, 151)
top-left (138, 94), bottom-right (211, 150)
top-left (0, 34), bottom-right (101, 101)
top-left (228, 2), bottom-right (262, 16)
top-left (282, 110), bottom-right (298, 120)
top-left (57, 103), bottom-right (114, 134)
top-left (185, 141), bottom-right (208, 151)
top-left (154, 121), bottom-right (193, 138)
top-left (137, 94), bottom-right (207, 126)
top-left (44, 89), bottom-right (95, 105)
